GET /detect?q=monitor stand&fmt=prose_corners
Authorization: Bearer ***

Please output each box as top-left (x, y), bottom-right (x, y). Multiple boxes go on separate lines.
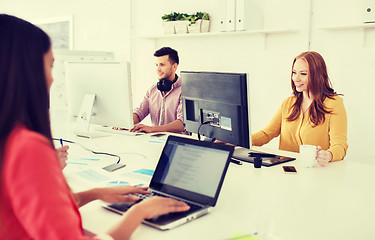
top-left (203, 137), bottom-right (216, 142)
top-left (73, 94), bottom-right (109, 138)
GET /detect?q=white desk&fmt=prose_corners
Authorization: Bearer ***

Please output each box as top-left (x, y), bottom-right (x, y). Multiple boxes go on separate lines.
top-left (51, 111), bottom-right (375, 240)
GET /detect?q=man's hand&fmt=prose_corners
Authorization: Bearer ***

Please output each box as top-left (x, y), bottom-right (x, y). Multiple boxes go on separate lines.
top-left (130, 123), bottom-right (156, 133)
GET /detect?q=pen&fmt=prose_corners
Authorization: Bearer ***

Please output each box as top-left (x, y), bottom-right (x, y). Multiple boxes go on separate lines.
top-left (230, 159), bottom-right (243, 165)
top-left (60, 138), bottom-right (63, 147)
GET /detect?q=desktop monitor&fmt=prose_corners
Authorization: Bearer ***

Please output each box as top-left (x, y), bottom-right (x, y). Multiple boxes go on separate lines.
top-left (49, 50), bottom-right (114, 111)
top-left (65, 62), bottom-right (133, 137)
top-left (181, 71), bottom-right (250, 148)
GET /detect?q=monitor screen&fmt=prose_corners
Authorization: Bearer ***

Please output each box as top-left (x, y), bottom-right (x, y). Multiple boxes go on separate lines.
top-left (156, 139), bottom-right (229, 198)
top-left (181, 71), bottom-right (250, 148)
top-left (65, 62), bottom-right (133, 130)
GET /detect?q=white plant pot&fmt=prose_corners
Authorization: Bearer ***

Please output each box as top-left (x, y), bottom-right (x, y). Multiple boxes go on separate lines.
top-left (200, 20), bottom-right (210, 33)
top-left (188, 20), bottom-right (210, 33)
top-left (188, 22), bottom-right (200, 33)
top-left (162, 21), bottom-right (175, 34)
top-left (174, 20), bottom-right (189, 34)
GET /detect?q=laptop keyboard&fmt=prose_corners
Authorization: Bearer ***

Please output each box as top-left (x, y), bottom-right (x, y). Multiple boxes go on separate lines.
top-left (129, 192), bottom-right (202, 213)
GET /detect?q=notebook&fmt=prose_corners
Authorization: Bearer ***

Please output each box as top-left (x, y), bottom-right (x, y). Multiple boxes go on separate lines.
top-left (232, 147), bottom-right (296, 167)
top-left (103, 135), bottom-right (234, 230)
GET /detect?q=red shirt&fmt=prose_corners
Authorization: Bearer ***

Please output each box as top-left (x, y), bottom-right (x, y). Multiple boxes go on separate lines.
top-left (0, 125), bottom-right (93, 239)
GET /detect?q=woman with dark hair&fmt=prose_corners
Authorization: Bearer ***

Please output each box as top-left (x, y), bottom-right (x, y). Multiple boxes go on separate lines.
top-left (252, 51), bottom-right (348, 166)
top-left (0, 14), bottom-right (189, 240)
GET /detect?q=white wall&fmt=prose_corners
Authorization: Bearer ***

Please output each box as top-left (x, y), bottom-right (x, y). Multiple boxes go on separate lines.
top-left (2, 0), bottom-right (374, 163)
top-left (310, 0), bottom-right (375, 162)
top-left (1, 0), bottom-right (131, 61)
top-left (130, 0), bottom-right (311, 148)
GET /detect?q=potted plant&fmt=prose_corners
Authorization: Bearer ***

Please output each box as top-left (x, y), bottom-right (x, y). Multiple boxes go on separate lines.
top-left (173, 12), bottom-right (190, 34)
top-left (161, 12), bottom-right (177, 34)
top-left (188, 12), bottom-right (210, 33)
top-left (161, 12), bottom-right (190, 34)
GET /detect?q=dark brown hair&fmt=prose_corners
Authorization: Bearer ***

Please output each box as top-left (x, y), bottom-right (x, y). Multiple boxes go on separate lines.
top-left (0, 14), bottom-right (52, 205)
top-left (154, 47), bottom-right (179, 65)
top-left (287, 51), bottom-right (339, 126)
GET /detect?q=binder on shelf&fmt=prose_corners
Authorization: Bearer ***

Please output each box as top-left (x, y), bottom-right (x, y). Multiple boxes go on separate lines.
top-left (226, 0), bottom-right (236, 31)
top-left (235, 0), bottom-right (246, 31)
top-left (363, 0), bottom-right (375, 23)
top-left (218, 0), bottom-right (229, 32)
top-left (219, 17), bottom-right (226, 32)
top-left (235, 0), bottom-right (264, 31)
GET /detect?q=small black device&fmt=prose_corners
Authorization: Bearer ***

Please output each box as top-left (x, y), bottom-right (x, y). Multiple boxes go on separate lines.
top-left (230, 158), bottom-right (242, 165)
top-left (254, 156), bottom-right (262, 168)
top-left (157, 74), bottom-right (178, 92)
top-left (283, 166), bottom-right (297, 174)
top-left (103, 163), bottom-right (126, 172)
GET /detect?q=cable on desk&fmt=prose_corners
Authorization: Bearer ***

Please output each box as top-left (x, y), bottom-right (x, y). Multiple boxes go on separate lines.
top-left (197, 121), bottom-right (215, 141)
top-left (52, 138), bottom-right (121, 164)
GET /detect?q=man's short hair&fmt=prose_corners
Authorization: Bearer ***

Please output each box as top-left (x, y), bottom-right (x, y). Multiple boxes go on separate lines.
top-left (154, 47), bottom-right (179, 65)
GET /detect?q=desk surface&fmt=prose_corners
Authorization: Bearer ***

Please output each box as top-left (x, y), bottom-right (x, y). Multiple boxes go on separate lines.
top-left (51, 111), bottom-right (375, 240)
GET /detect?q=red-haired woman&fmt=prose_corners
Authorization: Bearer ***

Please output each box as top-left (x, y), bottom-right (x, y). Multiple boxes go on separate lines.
top-left (252, 51), bottom-right (348, 166)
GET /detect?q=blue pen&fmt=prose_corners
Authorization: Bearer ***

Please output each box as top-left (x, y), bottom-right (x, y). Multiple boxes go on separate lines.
top-left (60, 138), bottom-right (63, 147)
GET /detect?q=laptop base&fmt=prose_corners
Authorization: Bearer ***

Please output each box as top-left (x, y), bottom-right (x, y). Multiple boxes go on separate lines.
top-left (102, 202), bottom-right (211, 230)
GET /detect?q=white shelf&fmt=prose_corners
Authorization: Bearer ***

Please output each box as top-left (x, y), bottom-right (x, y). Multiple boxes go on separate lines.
top-left (131, 28), bottom-right (298, 40)
top-left (318, 22), bottom-right (375, 47)
top-left (318, 22), bottom-right (375, 30)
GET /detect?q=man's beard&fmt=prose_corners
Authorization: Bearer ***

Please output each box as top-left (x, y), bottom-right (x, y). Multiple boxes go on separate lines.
top-left (159, 71), bottom-right (172, 81)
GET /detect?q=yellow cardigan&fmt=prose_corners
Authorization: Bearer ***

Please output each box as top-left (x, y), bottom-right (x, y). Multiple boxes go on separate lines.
top-left (252, 96), bottom-right (348, 161)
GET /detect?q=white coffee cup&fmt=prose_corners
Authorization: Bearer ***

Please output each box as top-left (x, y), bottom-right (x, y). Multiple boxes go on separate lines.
top-left (299, 145), bottom-right (317, 168)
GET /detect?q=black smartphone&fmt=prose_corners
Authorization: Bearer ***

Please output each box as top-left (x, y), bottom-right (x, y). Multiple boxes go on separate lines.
top-left (283, 166), bottom-right (297, 174)
top-left (151, 133), bottom-right (166, 137)
top-left (103, 163), bottom-right (126, 172)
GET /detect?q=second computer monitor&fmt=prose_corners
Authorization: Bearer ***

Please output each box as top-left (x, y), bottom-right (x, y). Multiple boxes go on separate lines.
top-left (65, 61), bottom-right (133, 130)
top-left (181, 71), bottom-right (250, 148)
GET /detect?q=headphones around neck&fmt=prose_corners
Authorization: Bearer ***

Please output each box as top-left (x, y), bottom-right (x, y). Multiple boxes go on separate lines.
top-left (157, 74), bottom-right (178, 92)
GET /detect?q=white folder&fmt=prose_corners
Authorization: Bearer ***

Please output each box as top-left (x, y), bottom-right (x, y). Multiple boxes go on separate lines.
top-left (219, 0), bottom-right (227, 31)
top-left (235, 0), bottom-right (264, 31)
top-left (226, 0), bottom-right (236, 31)
top-left (235, 0), bottom-right (246, 31)
top-left (363, 0), bottom-right (375, 23)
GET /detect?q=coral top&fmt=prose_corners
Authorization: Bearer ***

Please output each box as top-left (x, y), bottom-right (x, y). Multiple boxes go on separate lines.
top-left (0, 125), bottom-right (97, 239)
top-left (252, 96), bottom-right (348, 161)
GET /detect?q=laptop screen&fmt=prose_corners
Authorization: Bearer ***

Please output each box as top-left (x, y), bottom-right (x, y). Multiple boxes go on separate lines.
top-left (151, 136), bottom-right (233, 205)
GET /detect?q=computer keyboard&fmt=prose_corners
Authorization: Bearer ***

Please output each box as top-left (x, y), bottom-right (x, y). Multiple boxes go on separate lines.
top-left (104, 192), bottom-right (202, 219)
top-left (129, 192), bottom-right (202, 212)
top-left (94, 126), bottom-right (145, 136)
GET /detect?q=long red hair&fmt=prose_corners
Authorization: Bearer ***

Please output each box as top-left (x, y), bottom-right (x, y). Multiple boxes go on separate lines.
top-left (287, 51), bottom-right (340, 126)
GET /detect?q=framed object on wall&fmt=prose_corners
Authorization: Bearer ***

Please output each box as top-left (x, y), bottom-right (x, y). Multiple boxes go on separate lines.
top-left (33, 15), bottom-right (74, 50)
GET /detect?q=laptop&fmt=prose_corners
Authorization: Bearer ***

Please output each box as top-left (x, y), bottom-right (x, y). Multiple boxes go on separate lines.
top-left (103, 135), bottom-right (234, 230)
